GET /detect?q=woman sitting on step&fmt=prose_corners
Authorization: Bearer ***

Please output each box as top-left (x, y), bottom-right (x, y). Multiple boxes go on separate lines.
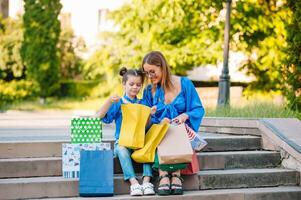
top-left (141, 51), bottom-right (205, 195)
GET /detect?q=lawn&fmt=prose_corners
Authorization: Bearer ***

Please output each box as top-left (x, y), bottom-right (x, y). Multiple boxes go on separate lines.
top-left (4, 95), bottom-right (301, 120)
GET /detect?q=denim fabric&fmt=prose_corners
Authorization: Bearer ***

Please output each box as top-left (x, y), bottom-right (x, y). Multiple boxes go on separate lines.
top-left (114, 142), bottom-right (152, 180)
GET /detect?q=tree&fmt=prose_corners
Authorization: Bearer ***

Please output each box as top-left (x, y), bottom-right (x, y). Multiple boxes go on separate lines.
top-left (21, 0), bottom-right (62, 98)
top-left (0, 16), bottom-right (24, 81)
top-left (283, 0), bottom-right (301, 111)
top-left (84, 0), bottom-right (224, 95)
top-left (231, 0), bottom-right (290, 91)
top-left (58, 28), bottom-right (85, 80)
top-left (86, 0), bottom-right (291, 97)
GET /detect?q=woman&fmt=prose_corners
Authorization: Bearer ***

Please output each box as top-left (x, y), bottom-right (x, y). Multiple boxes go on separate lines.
top-left (141, 51), bottom-right (205, 195)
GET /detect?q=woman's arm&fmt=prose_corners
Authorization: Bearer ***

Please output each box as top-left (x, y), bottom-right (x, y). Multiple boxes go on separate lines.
top-left (96, 95), bottom-right (120, 118)
top-left (179, 77), bottom-right (205, 131)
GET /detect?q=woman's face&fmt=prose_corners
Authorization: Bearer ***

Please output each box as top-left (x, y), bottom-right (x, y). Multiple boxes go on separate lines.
top-left (143, 63), bottom-right (162, 85)
top-left (123, 75), bottom-right (143, 98)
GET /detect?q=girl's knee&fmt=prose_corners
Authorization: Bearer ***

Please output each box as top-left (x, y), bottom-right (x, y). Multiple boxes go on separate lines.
top-left (115, 145), bottom-right (131, 157)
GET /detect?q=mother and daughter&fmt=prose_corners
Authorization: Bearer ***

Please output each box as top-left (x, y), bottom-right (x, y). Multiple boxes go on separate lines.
top-left (97, 51), bottom-right (205, 196)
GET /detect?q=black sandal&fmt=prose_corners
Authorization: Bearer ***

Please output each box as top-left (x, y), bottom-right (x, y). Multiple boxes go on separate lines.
top-left (171, 174), bottom-right (184, 195)
top-left (157, 174), bottom-right (171, 196)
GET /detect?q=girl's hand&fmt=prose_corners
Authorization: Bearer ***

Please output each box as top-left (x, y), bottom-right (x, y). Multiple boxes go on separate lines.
top-left (150, 106), bottom-right (157, 115)
top-left (110, 94), bottom-right (120, 103)
top-left (172, 113), bottom-right (189, 125)
top-left (161, 117), bottom-right (171, 124)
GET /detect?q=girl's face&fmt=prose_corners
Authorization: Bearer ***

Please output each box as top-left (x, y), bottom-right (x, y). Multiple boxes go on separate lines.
top-left (143, 63), bottom-right (162, 85)
top-left (123, 75), bottom-right (143, 98)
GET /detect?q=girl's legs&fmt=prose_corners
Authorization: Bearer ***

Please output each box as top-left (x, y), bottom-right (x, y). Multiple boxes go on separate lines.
top-left (142, 163), bottom-right (152, 182)
top-left (114, 144), bottom-right (142, 196)
top-left (141, 164), bottom-right (155, 195)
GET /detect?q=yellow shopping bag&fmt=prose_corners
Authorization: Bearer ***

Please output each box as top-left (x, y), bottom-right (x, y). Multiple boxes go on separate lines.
top-left (118, 104), bottom-right (151, 149)
top-left (131, 123), bottom-right (169, 163)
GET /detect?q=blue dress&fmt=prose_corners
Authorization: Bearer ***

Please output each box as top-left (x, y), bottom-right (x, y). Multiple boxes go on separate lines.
top-left (142, 76), bottom-right (204, 171)
top-left (142, 77), bottom-right (205, 132)
top-left (101, 95), bottom-right (141, 140)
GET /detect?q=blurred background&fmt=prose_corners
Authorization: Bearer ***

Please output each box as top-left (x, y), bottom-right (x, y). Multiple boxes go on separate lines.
top-left (0, 0), bottom-right (300, 119)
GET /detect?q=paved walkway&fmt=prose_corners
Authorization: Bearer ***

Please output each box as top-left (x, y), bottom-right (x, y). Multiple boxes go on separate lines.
top-left (0, 110), bottom-right (115, 142)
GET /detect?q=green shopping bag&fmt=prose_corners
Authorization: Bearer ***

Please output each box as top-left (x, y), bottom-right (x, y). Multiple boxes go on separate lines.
top-left (71, 117), bottom-right (102, 143)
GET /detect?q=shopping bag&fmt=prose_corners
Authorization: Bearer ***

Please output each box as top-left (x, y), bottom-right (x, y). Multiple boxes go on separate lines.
top-left (79, 150), bottom-right (114, 197)
top-left (185, 124), bottom-right (208, 151)
top-left (158, 123), bottom-right (193, 164)
top-left (131, 123), bottom-right (169, 163)
top-left (71, 117), bottom-right (102, 143)
top-left (62, 143), bottom-right (111, 178)
top-left (181, 151), bottom-right (200, 175)
top-left (119, 104), bottom-right (151, 149)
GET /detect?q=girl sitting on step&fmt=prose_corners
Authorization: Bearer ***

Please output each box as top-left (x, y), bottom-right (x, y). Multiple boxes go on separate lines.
top-left (96, 67), bottom-right (156, 196)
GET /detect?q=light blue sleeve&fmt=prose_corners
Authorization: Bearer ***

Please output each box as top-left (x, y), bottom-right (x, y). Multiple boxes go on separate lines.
top-left (101, 102), bottom-right (120, 124)
top-left (182, 77), bottom-right (205, 132)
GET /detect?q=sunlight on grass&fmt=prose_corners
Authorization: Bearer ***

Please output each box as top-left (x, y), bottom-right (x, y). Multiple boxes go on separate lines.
top-left (8, 97), bottom-right (106, 111)
top-left (5, 92), bottom-right (301, 120)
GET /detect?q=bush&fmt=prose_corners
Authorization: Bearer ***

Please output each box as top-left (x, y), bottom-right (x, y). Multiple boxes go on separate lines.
top-left (0, 80), bottom-right (39, 108)
top-left (59, 80), bottom-right (100, 97)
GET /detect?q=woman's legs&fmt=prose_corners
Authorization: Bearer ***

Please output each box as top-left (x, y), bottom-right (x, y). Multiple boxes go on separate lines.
top-left (171, 170), bottom-right (181, 186)
top-left (171, 170), bottom-right (184, 195)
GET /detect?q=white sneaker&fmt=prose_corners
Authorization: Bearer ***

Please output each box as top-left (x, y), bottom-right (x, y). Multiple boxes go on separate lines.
top-left (130, 183), bottom-right (143, 196)
top-left (142, 182), bottom-right (155, 195)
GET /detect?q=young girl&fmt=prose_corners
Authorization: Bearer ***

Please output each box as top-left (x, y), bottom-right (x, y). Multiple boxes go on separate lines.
top-left (96, 67), bottom-right (155, 196)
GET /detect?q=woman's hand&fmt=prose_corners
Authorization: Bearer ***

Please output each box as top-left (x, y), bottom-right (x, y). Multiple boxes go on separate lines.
top-left (160, 117), bottom-right (171, 124)
top-left (172, 113), bottom-right (189, 125)
top-left (150, 106), bottom-right (157, 115)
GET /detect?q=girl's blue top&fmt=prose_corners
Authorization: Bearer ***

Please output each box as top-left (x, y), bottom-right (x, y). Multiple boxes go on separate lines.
top-left (101, 95), bottom-right (141, 140)
top-left (142, 77), bottom-right (205, 132)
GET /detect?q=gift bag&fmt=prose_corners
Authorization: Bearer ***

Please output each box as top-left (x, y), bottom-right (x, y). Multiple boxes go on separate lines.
top-left (131, 123), bottom-right (169, 163)
top-left (79, 150), bottom-right (114, 197)
top-left (62, 143), bottom-right (111, 178)
top-left (119, 104), bottom-right (151, 149)
top-left (181, 151), bottom-right (200, 175)
top-left (158, 123), bottom-right (193, 164)
top-left (185, 124), bottom-right (208, 151)
top-left (71, 117), bottom-right (102, 143)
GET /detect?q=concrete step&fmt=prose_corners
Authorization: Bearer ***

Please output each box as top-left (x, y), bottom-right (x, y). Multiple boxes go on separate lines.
top-left (49, 186), bottom-right (301, 200)
top-left (0, 133), bottom-right (261, 159)
top-left (0, 151), bottom-right (280, 178)
top-left (0, 168), bottom-right (299, 199)
top-left (199, 168), bottom-right (300, 190)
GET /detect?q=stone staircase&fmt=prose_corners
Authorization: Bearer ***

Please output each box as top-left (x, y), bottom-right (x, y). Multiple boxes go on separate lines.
top-left (0, 129), bottom-right (301, 199)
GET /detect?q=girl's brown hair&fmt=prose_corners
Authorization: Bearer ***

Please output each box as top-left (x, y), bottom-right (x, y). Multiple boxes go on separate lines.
top-left (141, 51), bottom-right (173, 91)
top-left (119, 67), bottom-right (144, 84)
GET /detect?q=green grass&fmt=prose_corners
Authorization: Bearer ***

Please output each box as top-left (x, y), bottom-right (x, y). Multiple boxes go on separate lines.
top-left (4, 97), bottom-right (105, 111)
top-left (3, 96), bottom-right (301, 120)
top-left (205, 102), bottom-right (301, 119)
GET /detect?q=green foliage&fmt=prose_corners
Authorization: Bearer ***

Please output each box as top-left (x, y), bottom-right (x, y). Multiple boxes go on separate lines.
top-left (58, 28), bottom-right (85, 80)
top-left (283, 0), bottom-right (301, 111)
top-left (21, 0), bottom-right (62, 97)
top-left (59, 80), bottom-right (100, 97)
top-left (0, 16), bottom-right (24, 80)
top-left (85, 0), bottom-right (224, 95)
top-left (231, 0), bottom-right (290, 91)
top-left (0, 80), bottom-right (39, 109)
top-left (86, 0), bottom-right (292, 97)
